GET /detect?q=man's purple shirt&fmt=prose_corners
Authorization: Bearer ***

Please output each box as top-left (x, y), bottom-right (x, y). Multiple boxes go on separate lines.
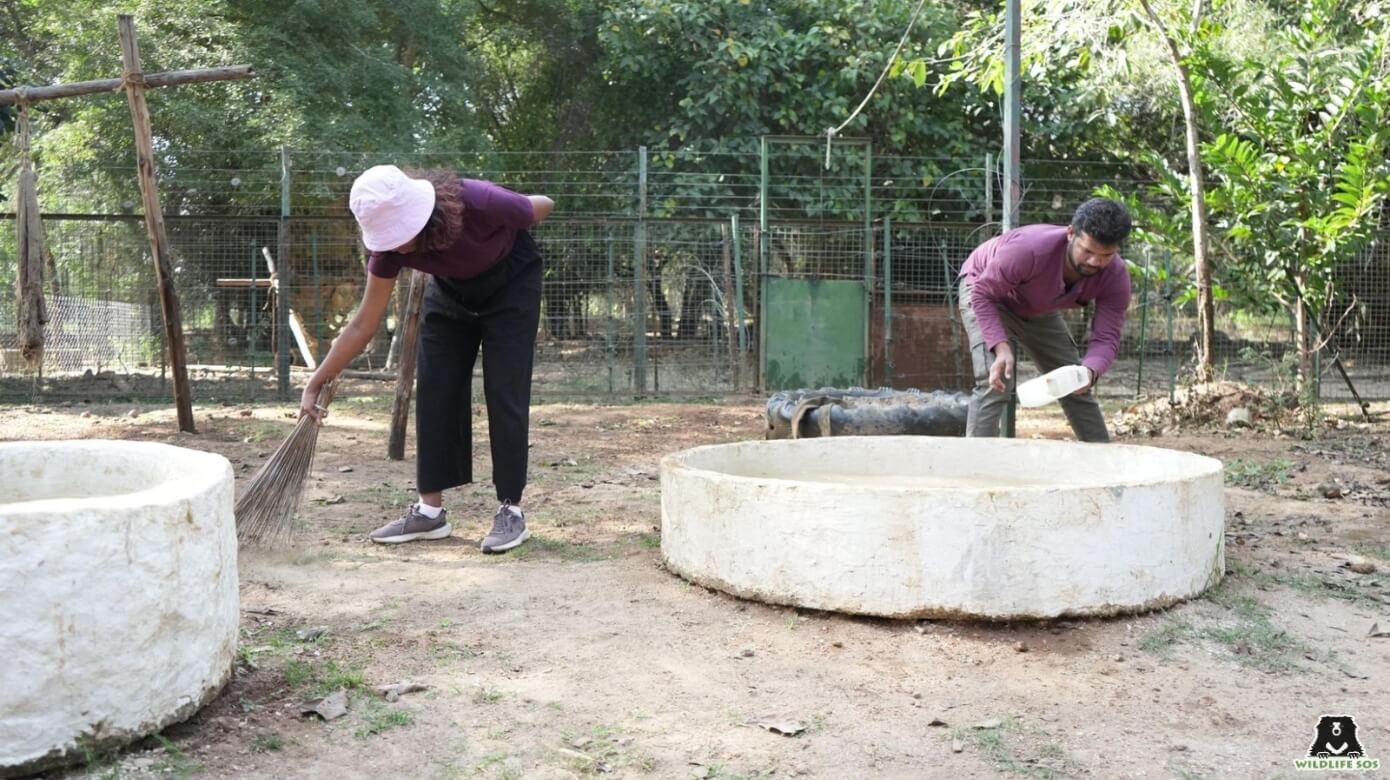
top-left (367, 178), bottom-right (534, 280)
top-left (960, 224), bottom-right (1132, 378)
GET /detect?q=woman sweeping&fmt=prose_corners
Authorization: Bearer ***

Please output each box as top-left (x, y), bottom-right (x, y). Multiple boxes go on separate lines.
top-left (300, 164), bottom-right (554, 553)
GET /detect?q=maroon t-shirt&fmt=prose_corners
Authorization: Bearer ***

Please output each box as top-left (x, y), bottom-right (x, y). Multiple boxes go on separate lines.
top-left (367, 178), bottom-right (534, 280)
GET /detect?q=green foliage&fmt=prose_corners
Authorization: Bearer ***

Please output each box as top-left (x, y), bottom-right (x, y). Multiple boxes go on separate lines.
top-left (1200, 0), bottom-right (1390, 318)
top-left (1224, 457), bottom-right (1295, 491)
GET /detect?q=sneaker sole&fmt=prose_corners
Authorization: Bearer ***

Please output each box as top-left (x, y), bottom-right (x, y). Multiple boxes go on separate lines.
top-left (481, 528), bottom-right (530, 554)
top-left (370, 522), bottom-right (453, 544)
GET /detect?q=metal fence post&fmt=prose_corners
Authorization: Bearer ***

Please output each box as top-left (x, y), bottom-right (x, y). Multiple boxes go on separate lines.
top-left (633, 146), bottom-right (648, 395)
top-left (276, 144), bottom-right (291, 399)
top-left (606, 226), bottom-right (616, 396)
top-left (1164, 248), bottom-right (1176, 403)
top-left (1136, 245), bottom-right (1150, 397)
top-left (883, 217), bottom-right (893, 387)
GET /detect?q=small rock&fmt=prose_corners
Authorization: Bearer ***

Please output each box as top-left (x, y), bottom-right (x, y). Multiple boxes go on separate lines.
top-left (296, 627), bottom-right (326, 642)
top-left (951, 738), bottom-right (964, 753)
top-left (1013, 641), bottom-right (1028, 653)
top-left (927, 717), bottom-right (948, 727)
top-left (81, 411), bottom-right (92, 418)
top-left (741, 649), bottom-right (755, 658)
top-left (300, 689), bottom-right (349, 721)
top-left (239, 409), bottom-right (253, 417)
top-left (973, 719), bottom-right (1002, 730)
top-left (1225, 407), bottom-right (1252, 428)
top-left (1112, 654), bottom-right (1125, 663)
top-left (1346, 560), bottom-right (1378, 575)
top-left (338, 466), bottom-right (354, 473)
top-left (127, 409), bottom-right (139, 418)
top-left (1318, 482), bottom-right (1345, 499)
top-left (831, 641), bottom-right (843, 648)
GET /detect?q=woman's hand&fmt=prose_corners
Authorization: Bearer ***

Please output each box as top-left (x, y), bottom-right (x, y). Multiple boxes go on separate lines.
top-left (300, 381), bottom-right (326, 421)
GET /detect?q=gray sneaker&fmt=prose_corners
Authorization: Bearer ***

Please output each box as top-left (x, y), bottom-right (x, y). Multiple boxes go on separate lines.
top-left (369, 504), bottom-right (452, 544)
top-left (480, 502), bottom-right (529, 554)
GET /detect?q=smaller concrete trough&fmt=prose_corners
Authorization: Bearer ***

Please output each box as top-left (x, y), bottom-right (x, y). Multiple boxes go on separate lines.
top-left (660, 436), bottom-right (1225, 620)
top-left (0, 440), bottom-right (238, 777)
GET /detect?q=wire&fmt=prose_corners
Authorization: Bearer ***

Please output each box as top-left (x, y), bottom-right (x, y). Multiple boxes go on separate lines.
top-left (823, 0), bottom-right (931, 168)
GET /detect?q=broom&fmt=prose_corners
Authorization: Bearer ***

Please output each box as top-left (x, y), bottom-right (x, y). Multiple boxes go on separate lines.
top-left (234, 380), bottom-right (337, 544)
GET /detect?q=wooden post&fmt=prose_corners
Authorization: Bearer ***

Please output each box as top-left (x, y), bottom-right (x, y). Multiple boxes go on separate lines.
top-left (387, 271), bottom-right (428, 460)
top-left (15, 103), bottom-right (48, 368)
top-left (118, 14), bottom-right (196, 433)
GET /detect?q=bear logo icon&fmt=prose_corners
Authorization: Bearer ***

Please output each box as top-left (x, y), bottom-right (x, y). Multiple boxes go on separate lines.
top-left (1308, 715), bottom-right (1364, 759)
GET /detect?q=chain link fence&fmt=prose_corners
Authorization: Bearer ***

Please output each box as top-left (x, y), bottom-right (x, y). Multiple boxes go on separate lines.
top-left (3, 146), bottom-right (1388, 405)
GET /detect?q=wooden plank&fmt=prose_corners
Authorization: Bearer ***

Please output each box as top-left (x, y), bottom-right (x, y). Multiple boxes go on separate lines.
top-left (0, 65), bottom-right (254, 105)
top-left (119, 14), bottom-right (195, 433)
top-left (388, 271), bottom-right (428, 460)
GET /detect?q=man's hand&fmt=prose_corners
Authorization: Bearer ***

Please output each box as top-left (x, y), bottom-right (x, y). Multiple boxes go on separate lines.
top-left (988, 343), bottom-right (1015, 393)
top-left (1072, 367), bottom-right (1097, 396)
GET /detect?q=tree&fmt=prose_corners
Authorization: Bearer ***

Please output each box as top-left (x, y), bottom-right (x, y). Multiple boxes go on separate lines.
top-left (1200, 0), bottom-right (1390, 393)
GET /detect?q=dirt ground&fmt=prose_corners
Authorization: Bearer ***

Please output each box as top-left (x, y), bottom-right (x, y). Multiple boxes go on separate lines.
top-left (5, 386), bottom-right (1389, 780)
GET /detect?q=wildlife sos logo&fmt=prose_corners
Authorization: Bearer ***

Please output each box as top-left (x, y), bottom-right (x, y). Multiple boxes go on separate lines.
top-left (1294, 715), bottom-right (1380, 771)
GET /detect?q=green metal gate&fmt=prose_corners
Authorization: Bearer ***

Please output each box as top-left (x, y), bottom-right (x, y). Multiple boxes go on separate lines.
top-left (758, 136), bottom-right (873, 391)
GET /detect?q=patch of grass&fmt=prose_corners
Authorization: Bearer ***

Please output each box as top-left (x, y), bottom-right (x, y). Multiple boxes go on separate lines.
top-left (238, 624), bottom-right (320, 665)
top-left (473, 686), bottom-right (505, 704)
top-left (238, 420), bottom-right (287, 443)
top-left (78, 739), bottom-right (121, 779)
top-left (637, 532), bottom-right (661, 549)
top-left (1224, 458), bottom-right (1296, 491)
top-left (1137, 618), bottom-right (1193, 655)
top-left (249, 732), bottom-right (284, 753)
top-left (339, 484), bottom-right (410, 509)
top-left (1358, 545), bottom-right (1390, 562)
top-left (355, 700), bottom-right (414, 739)
top-left (152, 735), bottom-right (204, 779)
top-left (1144, 586), bottom-right (1308, 672)
top-left (560, 724), bottom-right (658, 776)
top-left (1227, 560), bottom-right (1389, 608)
top-left (472, 753), bottom-right (518, 778)
top-left (506, 535), bottom-right (610, 563)
top-left (1201, 595), bottom-right (1307, 671)
top-left (283, 659), bottom-right (366, 699)
top-left (952, 719), bottom-right (1075, 778)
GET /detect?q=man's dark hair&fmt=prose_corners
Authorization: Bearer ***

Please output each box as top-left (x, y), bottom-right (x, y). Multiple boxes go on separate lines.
top-left (1071, 197), bottom-right (1132, 246)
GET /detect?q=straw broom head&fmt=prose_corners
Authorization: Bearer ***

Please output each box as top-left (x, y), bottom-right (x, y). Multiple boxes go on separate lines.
top-left (234, 381), bottom-right (336, 545)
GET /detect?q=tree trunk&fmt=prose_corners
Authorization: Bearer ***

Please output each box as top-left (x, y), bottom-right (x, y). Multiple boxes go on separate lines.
top-left (1293, 296), bottom-right (1311, 396)
top-left (1139, 0), bottom-right (1216, 382)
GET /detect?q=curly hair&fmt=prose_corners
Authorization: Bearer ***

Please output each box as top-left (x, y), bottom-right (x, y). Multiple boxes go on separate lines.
top-left (403, 168), bottom-right (465, 253)
top-left (1071, 197), bottom-right (1132, 246)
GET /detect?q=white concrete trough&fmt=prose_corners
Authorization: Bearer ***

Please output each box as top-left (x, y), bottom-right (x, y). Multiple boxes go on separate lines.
top-left (0, 440), bottom-right (238, 777)
top-left (660, 436), bottom-right (1225, 620)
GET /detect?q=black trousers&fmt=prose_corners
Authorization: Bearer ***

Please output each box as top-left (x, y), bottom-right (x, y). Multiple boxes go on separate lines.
top-left (415, 230), bottom-right (542, 501)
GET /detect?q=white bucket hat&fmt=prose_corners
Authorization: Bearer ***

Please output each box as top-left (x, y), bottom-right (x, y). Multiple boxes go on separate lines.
top-left (349, 165), bottom-right (436, 252)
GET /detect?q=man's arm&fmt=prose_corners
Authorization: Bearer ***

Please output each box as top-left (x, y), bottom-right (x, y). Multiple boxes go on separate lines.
top-left (1080, 267), bottom-right (1134, 381)
top-left (968, 235), bottom-right (1038, 390)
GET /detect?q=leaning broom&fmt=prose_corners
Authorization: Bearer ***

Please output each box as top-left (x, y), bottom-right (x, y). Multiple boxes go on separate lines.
top-left (234, 380), bottom-right (336, 544)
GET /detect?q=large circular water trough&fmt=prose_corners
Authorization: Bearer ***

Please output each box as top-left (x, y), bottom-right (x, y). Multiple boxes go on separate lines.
top-left (660, 436), bottom-right (1225, 620)
top-left (0, 440), bottom-right (238, 777)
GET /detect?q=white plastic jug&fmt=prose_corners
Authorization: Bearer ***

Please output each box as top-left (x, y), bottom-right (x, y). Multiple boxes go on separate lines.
top-left (1016, 365), bottom-right (1092, 407)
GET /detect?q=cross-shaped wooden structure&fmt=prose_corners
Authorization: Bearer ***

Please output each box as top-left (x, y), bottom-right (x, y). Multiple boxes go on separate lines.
top-left (1, 15), bottom-right (255, 433)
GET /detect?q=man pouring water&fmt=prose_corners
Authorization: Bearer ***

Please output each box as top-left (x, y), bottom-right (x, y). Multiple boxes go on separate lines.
top-left (957, 197), bottom-right (1134, 442)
